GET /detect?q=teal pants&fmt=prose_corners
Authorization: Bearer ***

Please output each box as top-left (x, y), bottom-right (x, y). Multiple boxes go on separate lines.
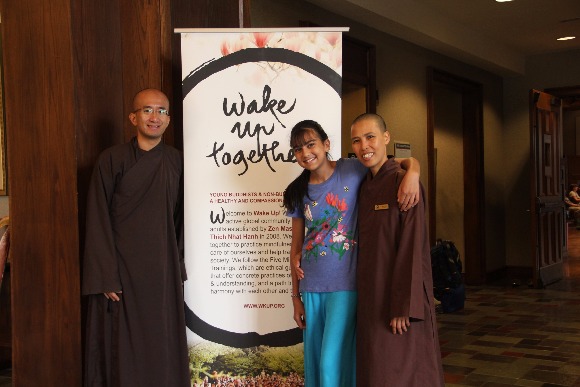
top-left (302, 291), bottom-right (357, 387)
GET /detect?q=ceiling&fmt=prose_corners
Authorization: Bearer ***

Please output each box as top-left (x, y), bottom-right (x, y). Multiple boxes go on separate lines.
top-left (305, 0), bottom-right (580, 77)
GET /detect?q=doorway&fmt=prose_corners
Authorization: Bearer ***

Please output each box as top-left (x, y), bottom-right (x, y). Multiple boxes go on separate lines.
top-left (545, 86), bottom-right (580, 187)
top-left (544, 86), bottom-right (580, 283)
top-left (341, 36), bottom-right (376, 156)
top-left (432, 86), bottom-right (465, 268)
top-left (427, 68), bottom-right (485, 285)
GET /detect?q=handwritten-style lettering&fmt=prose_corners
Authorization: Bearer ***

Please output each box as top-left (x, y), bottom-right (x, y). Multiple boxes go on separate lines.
top-left (223, 85), bottom-right (296, 127)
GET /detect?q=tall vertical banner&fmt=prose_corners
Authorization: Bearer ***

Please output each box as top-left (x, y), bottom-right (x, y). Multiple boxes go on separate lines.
top-left (178, 28), bottom-right (346, 385)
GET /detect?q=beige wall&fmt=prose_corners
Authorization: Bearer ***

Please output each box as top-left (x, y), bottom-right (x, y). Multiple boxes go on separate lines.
top-left (251, 0), bottom-right (506, 273)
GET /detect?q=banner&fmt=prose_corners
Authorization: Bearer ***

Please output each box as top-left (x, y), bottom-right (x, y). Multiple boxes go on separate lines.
top-left (178, 28), bottom-right (346, 385)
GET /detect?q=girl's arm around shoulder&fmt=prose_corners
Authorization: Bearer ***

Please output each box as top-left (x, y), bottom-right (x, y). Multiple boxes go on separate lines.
top-left (395, 157), bottom-right (420, 211)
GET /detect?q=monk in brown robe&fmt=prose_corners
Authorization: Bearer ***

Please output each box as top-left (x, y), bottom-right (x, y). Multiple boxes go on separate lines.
top-left (82, 89), bottom-right (189, 386)
top-left (351, 113), bottom-right (444, 386)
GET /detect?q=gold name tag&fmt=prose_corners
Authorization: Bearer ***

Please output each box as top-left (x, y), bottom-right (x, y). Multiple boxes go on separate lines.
top-left (374, 204), bottom-right (389, 210)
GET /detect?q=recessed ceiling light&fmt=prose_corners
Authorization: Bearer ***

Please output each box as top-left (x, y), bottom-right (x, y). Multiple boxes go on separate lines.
top-left (496, 0), bottom-right (513, 2)
top-left (557, 36), bottom-right (576, 41)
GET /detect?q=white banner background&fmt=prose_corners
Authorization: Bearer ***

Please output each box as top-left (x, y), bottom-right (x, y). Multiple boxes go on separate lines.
top-left (179, 28), bottom-right (346, 380)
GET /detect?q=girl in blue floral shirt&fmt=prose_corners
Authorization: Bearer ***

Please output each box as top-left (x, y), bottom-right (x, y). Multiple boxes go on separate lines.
top-left (283, 120), bottom-right (419, 387)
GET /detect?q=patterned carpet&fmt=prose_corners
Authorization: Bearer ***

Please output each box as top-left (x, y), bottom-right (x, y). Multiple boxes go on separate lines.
top-left (439, 227), bottom-right (580, 387)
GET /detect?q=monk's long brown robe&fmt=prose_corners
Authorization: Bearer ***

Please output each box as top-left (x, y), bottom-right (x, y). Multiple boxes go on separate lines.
top-left (82, 138), bottom-right (189, 387)
top-left (357, 158), bottom-right (444, 387)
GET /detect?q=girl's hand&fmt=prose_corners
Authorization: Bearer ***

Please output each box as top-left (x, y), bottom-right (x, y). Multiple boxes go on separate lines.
top-left (293, 298), bottom-right (306, 329)
top-left (396, 157), bottom-right (420, 211)
top-left (292, 252), bottom-right (304, 279)
top-left (390, 316), bottom-right (410, 334)
top-left (398, 170), bottom-right (420, 211)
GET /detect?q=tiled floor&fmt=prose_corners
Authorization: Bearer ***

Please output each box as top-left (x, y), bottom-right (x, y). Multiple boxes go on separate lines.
top-left (2, 231), bottom-right (580, 386)
top-left (440, 228), bottom-right (580, 387)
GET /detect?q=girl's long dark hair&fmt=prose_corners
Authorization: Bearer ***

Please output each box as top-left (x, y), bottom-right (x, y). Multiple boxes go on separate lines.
top-left (282, 120), bottom-right (330, 214)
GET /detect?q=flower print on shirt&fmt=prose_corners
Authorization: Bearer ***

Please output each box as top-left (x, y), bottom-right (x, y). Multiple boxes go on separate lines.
top-left (331, 224), bottom-right (348, 243)
top-left (302, 191), bottom-right (356, 262)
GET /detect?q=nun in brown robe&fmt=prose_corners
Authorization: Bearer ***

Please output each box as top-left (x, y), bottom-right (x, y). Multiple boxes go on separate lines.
top-left (356, 157), bottom-right (444, 386)
top-left (82, 137), bottom-right (190, 387)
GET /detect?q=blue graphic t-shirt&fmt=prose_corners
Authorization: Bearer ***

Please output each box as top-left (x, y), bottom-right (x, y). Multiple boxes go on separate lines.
top-left (287, 158), bottom-right (367, 292)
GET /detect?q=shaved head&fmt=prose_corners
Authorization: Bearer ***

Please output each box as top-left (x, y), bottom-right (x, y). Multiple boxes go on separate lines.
top-left (351, 113), bottom-right (387, 133)
top-left (132, 88), bottom-right (169, 111)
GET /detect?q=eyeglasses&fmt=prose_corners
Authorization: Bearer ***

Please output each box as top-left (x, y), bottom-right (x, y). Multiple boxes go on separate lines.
top-left (133, 107), bottom-right (169, 116)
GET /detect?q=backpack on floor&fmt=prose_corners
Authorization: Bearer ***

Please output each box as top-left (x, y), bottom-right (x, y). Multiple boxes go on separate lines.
top-left (430, 239), bottom-right (465, 312)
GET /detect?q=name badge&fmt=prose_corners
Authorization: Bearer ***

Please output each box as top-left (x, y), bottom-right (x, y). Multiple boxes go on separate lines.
top-left (374, 204), bottom-right (389, 211)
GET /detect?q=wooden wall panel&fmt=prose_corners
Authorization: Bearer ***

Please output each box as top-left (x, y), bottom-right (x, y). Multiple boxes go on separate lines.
top-left (0, 0), bottom-right (82, 385)
top-left (0, 0), bottom-right (250, 385)
top-left (119, 0), bottom-right (166, 143)
top-left (72, 0), bottom-right (125, 254)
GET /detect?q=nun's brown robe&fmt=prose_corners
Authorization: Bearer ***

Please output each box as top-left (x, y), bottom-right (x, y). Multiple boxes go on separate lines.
top-left (356, 158), bottom-right (444, 387)
top-left (82, 138), bottom-right (189, 387)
